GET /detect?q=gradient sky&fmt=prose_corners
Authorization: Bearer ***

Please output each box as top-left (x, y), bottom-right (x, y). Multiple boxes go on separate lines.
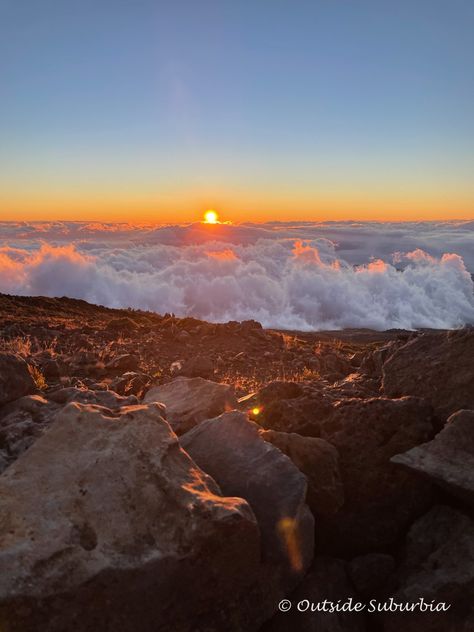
top-left (1, 0), bottom-right (473, 222)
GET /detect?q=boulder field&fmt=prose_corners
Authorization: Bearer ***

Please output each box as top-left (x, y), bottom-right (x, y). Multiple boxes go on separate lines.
top-left (0, 294), bottom-right (473, 631)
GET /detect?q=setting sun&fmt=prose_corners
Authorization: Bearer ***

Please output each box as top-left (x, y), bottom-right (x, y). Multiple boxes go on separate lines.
top-left (203, 209), bottom-right (219, 224)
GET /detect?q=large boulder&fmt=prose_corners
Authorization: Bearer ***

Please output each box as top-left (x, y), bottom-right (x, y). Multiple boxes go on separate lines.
top-left (144, 377), bottom-right (238, 434)
top-left (318, 397), bottom-right (435, 553)
top-left (259, 429), bottom-right (344, 515)
top-left (382, 329), bottom-right (474, 422)
top-left (181, 411), bottom-right (314, 579)
top-left (383, 505), bottom-right (474, 632)
top-left (0, 353), bottom-right (36, 406)
top-left (0, 402), bottom-right (273, 632)
top-left (391, 409), bottom-right (474, 507)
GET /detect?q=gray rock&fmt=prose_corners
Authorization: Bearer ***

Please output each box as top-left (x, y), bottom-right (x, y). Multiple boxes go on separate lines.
top-left (144, 376), bottom-right (237, 434)
top-left (259, 429), bottom-right (344, 515)
top-left (0, 394), bottom-right (60, 464)
top-left (319, 396), bottom-right (435, 554)
top-left (181, 411), bottom-right (314, 578)
top-left (0, 402), bottom-right (271, 632)
top-left (48, 386), bottom-right (139, 408)
top-left (391, 409), bottom-right (474, 507)
top-left (0, 353), bottom-right (36, 405)
top-left (382, 328), bottom-right (474, 422)
top-left (384, 505), bottom-right (474, 632)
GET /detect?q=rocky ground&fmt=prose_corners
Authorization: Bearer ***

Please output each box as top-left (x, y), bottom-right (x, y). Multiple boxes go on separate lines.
top-left (0, 293), bottom-right (473, 631)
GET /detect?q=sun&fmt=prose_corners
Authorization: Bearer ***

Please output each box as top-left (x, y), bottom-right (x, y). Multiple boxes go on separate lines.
top-left (203, 209), bottom-right (219, 224)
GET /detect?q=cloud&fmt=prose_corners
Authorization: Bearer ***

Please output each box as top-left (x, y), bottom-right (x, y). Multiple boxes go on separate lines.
top-left (1, 221), bottom-right (473, 331)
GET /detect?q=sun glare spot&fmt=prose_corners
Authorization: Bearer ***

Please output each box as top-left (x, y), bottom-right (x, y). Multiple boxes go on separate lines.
top-left (251, 407), bottom-right (261, 416)
top-left (203, 209), bottom-right (219, 224)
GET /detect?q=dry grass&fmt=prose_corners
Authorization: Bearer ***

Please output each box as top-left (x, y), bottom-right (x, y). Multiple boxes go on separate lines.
top-left (0, 336), bottom-right (58, 358)
top-left (28, 365), bottom-right (47, 390)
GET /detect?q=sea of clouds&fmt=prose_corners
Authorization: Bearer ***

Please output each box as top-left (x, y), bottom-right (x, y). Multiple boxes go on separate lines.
top-left (1, 219), bottom-right (473, 331)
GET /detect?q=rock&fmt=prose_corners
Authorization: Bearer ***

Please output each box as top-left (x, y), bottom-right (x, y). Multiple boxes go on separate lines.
top-left (105, 316), bottom-right (139, 333)
top-left (181, 411), bottom-right (314, 579)
top-left (41, 358), bottom-right (62, 379)
top-left (0, 449), bottom-right (9, 474)
top-left (349, 553), bottom-right (395, 598)
top-left (391, 409), bottom-right (474, 507)
top-left (0, 402), bottom-right (274, 632)
top-left (259, 386), bottom-right (335, 436)
top-left (105, 353), bottom-right (140, 372)
top-left (0, 353), bottom-right (36, 405)
top-left (262, 557), bottom-right (366, 632)
top-left (48, 387), bottom-right (139, 409)
top-left (382, 329), bottom-right (474, 422)
top-left (258, 381), bottom-right (304, 405)
top-left (179, 355), bottom-right (215, 379)
top-left (318, 397), bottom-right (435, 553)
top-left (383, 505), bottom-right (474, 632)
top-left (259, 429), bottom-right (344, 515)
top-left (109, 371), bottom-right (152, 398)
top-left (0, 395), bottom-right (60, 465)
top-left (143, 377), bottom-right (237, 435)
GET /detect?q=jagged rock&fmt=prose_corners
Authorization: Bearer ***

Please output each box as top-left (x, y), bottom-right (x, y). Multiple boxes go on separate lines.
top-left (349, 553), bottom-right (395, 598)
top-left (0, 449), bottom-right (9, 474)
top-left (258, 386), bottom-right (335, 436)
top-left (109, 371), bottom-right (152, 398)
top-left (318, 397), bottom-right (435, 553)
top-left (0, 353), bottom-right (36, 405)
top-left (259, 429), bottom-right (344, 515)
top-left (391, 409), bottom-right (474, 507)
top-left (105, 353), bottom-right (140, 372)
top-left (105, 316), bottom-right (139, 333)
top-left (262, 557), bottom-right (366, 632)
top-left (0, 402), bottom-right (273, 632)
top-left (179, 355), bottom-right (215, 379)
top-left (258, 381), bottom-right (305, 405)
top-left (382, 329), bottom-right (474, 421)
top-left (48, 386), bottom-right (139, 408)
top-left (0, 395), bottom-right (60, 466)
top-left (384, 505), bottom-right (474, 632)
top-left (181, 411), bottom-right (314, 580)
top-left (143, 377), bottom-right (237, 434)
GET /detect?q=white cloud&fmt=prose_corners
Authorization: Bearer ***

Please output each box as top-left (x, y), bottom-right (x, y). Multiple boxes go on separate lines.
top-left (0, 220), bottom-right (473, 330)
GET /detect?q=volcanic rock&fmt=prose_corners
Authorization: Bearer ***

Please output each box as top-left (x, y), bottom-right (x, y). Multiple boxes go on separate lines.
top-left (318, 396), bottom-right (435, 553)
top-left (178, 355), bottom-right (215, 379)
top-left (382, 328), bottom-right (474, 421)
top-left (349, 553), bottom-right (395, 598)
top-left (259, 429), bottom-right (344, 515)
top-left (384, 505), bottom-right (474, 632)
top-left (48, 386), bottom-right (139, 408)
top-left (391, 409), bottom-right (474, 507)
top-left (143, 376), bottom-right (237, 434)
top-left (0, 402), bottom-right (271, 632)
top-left (0, 395), bottom-right (60, 468)
top-left (0, 353), bottom-right (36, 405)
top-left (263, 557), bottom-right (366, 632)
top-left (181, 411), bottom-right (314, 578)
top-left (105, 353), bottom-right (140, 372)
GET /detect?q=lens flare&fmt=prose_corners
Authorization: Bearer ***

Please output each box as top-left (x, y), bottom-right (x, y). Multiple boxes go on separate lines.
top-left (251, 407), bottom-right (261, 416)
top-left (203, 210), bottom-right (219, 224)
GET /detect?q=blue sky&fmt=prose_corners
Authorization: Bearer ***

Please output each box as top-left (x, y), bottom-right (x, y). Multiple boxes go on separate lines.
top-left (1, 0), bottom-right (473, 221)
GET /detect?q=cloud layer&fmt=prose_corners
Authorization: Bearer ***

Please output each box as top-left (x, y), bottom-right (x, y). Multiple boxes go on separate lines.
top-left (1, 220), bottom-right (473, 330)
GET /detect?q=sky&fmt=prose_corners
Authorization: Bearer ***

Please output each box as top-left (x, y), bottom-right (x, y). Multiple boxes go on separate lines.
top-left (1, 0), bottom-right (473, 223)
